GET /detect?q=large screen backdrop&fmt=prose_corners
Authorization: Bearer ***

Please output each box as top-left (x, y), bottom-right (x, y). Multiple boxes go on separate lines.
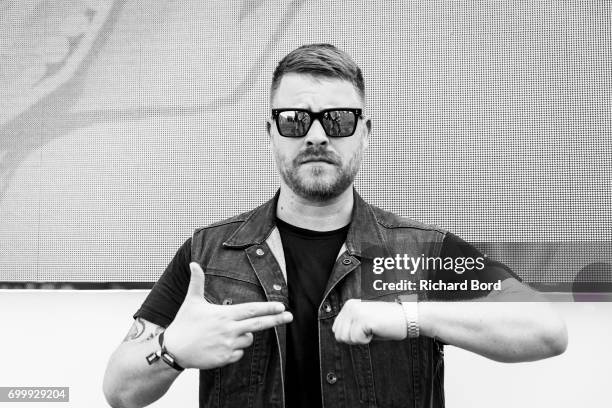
top-left (1, 1), bottom-right (610, 287)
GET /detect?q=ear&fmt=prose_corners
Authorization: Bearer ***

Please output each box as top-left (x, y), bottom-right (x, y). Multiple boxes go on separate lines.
top-left (266, 119), bottom-right (272, 138)
top-left (362, 117), bottom-right (372, 149)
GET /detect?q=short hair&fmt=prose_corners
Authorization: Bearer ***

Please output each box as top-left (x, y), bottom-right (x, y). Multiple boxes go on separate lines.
top-left (270, 43), bottom-right (365, 104)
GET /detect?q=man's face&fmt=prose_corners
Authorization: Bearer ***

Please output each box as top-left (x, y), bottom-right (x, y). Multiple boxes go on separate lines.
top-left (268, 73), bottom-right (370, 202)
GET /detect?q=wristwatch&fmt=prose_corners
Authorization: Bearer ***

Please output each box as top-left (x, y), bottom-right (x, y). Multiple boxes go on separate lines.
top-left (397, 294), bottom-right (419, 339)
top-left (145, 331), bottom-right (185, 371)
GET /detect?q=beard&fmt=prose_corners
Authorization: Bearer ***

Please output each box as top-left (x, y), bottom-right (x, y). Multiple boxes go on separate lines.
top-left (275, 145), bottom-right (363, 202)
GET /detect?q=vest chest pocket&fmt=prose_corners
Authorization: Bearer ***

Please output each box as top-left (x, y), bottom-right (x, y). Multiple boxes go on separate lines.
top-left (204, 268), bottom-right (267, 305)
top-left (203, 269), bottom-right (270, 395)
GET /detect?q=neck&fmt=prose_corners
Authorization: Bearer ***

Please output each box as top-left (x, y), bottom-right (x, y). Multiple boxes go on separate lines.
top-left (276, 184), bottom-right (354, 231)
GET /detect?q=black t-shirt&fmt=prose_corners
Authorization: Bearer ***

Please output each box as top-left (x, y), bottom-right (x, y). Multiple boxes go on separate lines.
top-left (135, 238), bottom-right (192, 329)
top-left (275, 217), bottom-right (349, 408)
top-left (428, 232), bottom-right (521, 301)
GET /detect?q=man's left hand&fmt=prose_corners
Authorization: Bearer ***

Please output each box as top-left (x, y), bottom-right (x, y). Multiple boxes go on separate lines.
top-left (332, 299), bottom-right (407, 345)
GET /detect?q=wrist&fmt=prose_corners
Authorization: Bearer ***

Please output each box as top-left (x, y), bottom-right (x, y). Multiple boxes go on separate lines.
top-left (145, 330), bottom-right (185, 372)
top-left (162, 326), bottom-right (186, 366)
top-left (400, 298), bottom-right (419, 339)
top-left (415, 301), bottom-right (435, 338)
top-left (159, 331), bottom-right (185, 371)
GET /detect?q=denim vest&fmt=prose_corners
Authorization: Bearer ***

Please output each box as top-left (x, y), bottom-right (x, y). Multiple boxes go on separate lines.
top-left (191, 190), bottom-right (447, 408)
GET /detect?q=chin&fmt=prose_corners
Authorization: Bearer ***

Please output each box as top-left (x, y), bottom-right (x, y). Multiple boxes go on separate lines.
top-left (281, 164), bottom-right (352, 201)
top-left (298, 172), bottom-right (336, 190)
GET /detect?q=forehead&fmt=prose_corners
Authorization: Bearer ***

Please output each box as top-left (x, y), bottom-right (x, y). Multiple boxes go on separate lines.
top-left (271, 73), bottom-right (363, 109)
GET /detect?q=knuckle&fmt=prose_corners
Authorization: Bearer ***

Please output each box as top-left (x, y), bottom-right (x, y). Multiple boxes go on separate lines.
top-left (221, 349), bottom-right (233, 363)
top-left (213, 353), bottom-right (227, 366)
top-left (222, 324), bottom-right (236, 338)
top-left (223, 338), bottom-right (234, 349)
top-left (252, 319), bottom-right (264, 332)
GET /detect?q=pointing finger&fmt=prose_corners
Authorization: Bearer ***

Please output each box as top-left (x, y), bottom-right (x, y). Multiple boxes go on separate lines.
top-left (228, 301), bottom-right (286, 320)
top-left (235, 311), bottom-right (293, 334)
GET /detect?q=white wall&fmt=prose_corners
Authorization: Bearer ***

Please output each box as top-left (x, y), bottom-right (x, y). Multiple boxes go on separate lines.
top-left (0, 290), bottom-right (609, 407)
top-left (0, 290), bottom-right (198, 408)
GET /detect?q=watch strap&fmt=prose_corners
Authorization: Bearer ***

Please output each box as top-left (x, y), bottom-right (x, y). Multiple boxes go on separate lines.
top-left (145, 331), bottom-right (184, 371)
top-left (158, 331), bottom-right (185, 371)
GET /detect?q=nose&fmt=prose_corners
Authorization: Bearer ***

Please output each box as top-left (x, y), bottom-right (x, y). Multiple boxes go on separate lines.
top-left (304, 118), bottom-right (329, 147)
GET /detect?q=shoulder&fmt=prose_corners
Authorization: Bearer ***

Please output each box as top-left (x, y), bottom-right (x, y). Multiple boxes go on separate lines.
top-left (368, 202), bottom-right (447, 236)
top-left (190, 199), bottom-right (268, 244)
top-left (194, 208), bottom-right (255, 233)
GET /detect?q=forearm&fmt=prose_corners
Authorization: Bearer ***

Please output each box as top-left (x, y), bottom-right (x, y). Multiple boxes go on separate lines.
top-left (103, 337), bottom-right (182, 408)
top-left (418, 293), bottom-right (568, 362)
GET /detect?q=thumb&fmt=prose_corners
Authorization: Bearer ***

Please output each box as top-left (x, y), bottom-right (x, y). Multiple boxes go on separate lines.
top-left (187, 262), bottom-right (206, 300)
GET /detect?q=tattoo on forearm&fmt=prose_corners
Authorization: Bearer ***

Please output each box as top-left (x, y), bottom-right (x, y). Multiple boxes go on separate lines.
top-left (123, 317), bottom-right (146, 342)
top-left (144, 326), bottom-right (165, 342)
top-left (123, 318), bottom-right (165, 343)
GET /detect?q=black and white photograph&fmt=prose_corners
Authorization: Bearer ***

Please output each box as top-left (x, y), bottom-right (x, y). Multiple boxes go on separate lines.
top-left (0, 1), bottom-right (611, 407)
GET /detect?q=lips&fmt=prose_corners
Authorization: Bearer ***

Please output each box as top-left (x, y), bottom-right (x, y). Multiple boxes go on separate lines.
top-left (295, 147), bottom-right (341, 166)
top-left (302, 159), bottom-right (334, 164)
top-left (300, 156), bottom-right (337, 165)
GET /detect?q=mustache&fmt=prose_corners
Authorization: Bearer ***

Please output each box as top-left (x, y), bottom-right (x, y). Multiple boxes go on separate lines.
top-left (294, 147), bottom-right (341, 165)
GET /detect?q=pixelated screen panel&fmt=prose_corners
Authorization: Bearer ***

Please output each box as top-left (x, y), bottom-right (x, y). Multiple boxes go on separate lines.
top-left (0, 1), bottom-right (610, 284)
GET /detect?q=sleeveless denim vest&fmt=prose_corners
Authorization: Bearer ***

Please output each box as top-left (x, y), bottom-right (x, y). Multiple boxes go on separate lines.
top-left (191, 190), bottom-right (447, 408)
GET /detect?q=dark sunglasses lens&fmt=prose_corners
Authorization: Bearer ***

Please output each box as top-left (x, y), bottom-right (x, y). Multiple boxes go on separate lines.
top-left (277, 111), bottom-right (311, 137)
top-left (322, 110), bottom-right (357, 137)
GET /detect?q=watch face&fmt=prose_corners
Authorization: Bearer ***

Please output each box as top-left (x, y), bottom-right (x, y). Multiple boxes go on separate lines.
top-left (161, 352), bottom-right (175, 365)
top-left (160, 350), bottom-right (183, 370)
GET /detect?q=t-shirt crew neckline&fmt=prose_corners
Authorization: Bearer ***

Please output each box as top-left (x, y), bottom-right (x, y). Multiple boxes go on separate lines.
top-left (275, 217), bottom-right (350, 239)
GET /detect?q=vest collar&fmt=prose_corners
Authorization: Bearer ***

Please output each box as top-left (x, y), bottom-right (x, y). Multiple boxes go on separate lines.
top-left (222, 188), bottom-right (386, 258)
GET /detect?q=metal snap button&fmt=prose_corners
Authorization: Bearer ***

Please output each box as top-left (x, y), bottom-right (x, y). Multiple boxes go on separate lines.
top-left (342, 258), bottom-right (352, 265)
top-left (256, 248), bottom-right (264, 256)
top-left (326, 372), bottom-right (337, 384)
top-left (222, 298), bottom-right (233, 305)
top-left (323, 302), bottom-right (332, 313)
top-left (273, 284), bottom-right (282, 291)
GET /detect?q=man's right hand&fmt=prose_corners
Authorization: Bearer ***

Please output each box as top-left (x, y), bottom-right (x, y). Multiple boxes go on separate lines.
top-left (163, 262), bottom-right (292, 370)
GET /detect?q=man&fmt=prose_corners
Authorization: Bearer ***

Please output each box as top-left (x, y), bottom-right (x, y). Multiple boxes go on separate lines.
top-left (103, 44), bottom-right (567, 408)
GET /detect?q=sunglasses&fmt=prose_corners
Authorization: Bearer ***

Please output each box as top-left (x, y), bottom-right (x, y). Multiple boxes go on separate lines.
top-left (271, 108), bottom-right (363, 138)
